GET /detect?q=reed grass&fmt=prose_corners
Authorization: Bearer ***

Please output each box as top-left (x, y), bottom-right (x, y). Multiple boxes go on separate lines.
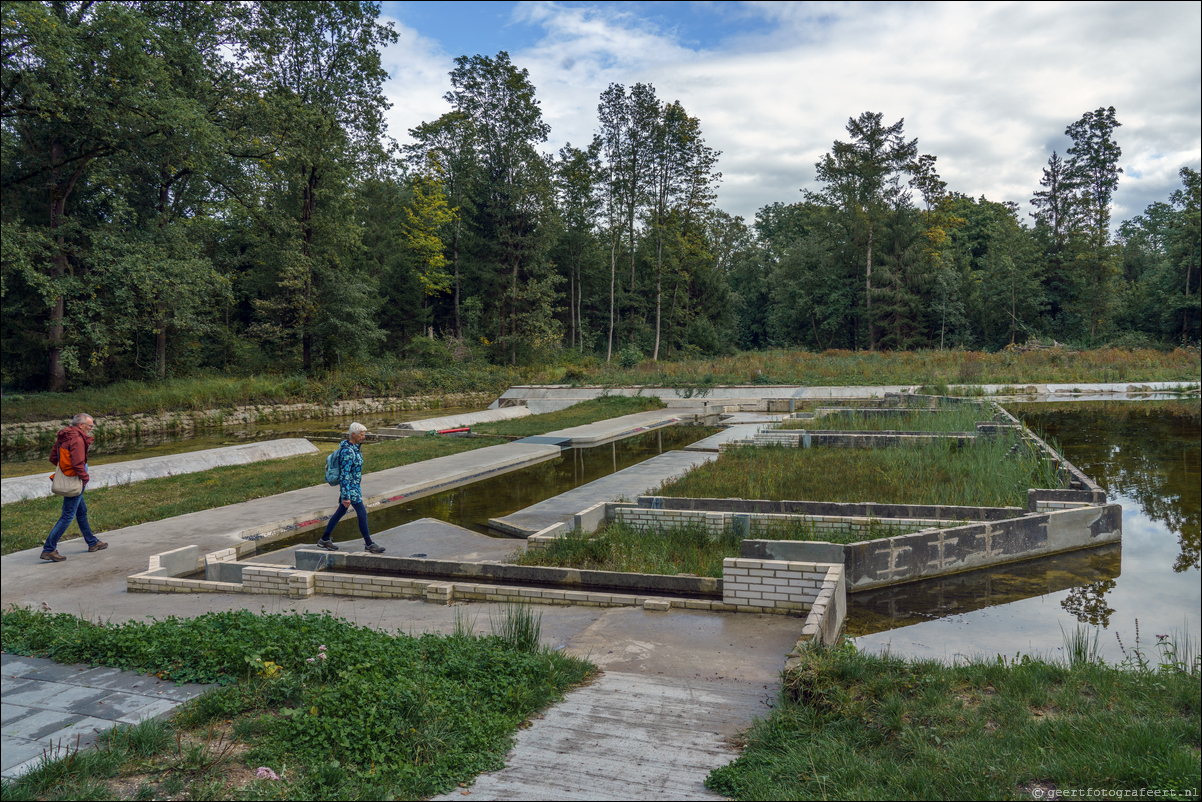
top-left (659, 436), bottom-right (1063, 508)
top-left (781, 404), bottom-right (995, 432)
top-left (509, 517), bottom-right (926, 577)
top-left (0, 436), bottom-right (505, 556)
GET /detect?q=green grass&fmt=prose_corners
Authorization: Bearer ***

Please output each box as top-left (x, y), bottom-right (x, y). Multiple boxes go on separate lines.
top-left (0, 606), bottom-right (595, 801)
top-left (782, 403), bottom-right (997, 432)
top-left (706, 640), bottom-right (1201, 800)
top-left (509, 518), bottom-right (925, 577)
top-left (472, 395), bottom-right (667, 437)
top-left (4, 347), bottom-right (1196, 424)
top-left (659, 436), bottom-right (1063, 508)
top-left (0, 435), bottom-right (505, 556)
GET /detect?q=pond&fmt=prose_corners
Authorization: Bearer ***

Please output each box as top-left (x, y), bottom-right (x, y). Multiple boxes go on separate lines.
top-left (850, 401), bottom-right (1200, 664)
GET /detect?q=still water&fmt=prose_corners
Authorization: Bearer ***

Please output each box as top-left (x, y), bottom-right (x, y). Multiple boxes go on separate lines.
top-left (850, 402), bottom-right (1200, 664)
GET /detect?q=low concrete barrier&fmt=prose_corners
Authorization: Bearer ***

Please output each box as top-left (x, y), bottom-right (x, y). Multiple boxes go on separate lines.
top-left (2, 439), bottom-right (319, 505)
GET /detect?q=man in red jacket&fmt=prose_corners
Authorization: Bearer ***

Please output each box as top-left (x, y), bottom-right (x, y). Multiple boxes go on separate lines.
top-left (41, 413), bottom-right (107, 562)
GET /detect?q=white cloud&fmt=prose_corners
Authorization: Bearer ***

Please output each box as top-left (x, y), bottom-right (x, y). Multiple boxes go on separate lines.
top-left (382, 1), bottom-right (1201, 224)
top-left (377, 14), bottom-right (456, 147)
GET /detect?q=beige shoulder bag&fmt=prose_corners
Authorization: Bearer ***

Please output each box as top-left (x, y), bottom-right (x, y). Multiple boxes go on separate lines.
top-left (51, 467), bottom-right (83, 497)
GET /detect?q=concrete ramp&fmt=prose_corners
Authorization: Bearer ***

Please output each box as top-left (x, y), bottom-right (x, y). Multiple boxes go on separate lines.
top-left (489, 450), bottom-right (715, 537)
top-left (0, 439), bottom-right (318, 505)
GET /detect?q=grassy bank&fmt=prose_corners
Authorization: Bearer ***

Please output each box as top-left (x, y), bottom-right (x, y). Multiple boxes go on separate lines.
top-left (659, 437), bottom-right (1063, 508)
top-left (3, 347), bottom-right (1197, 425)
top-left (472, 395), bottom-right (666, 437)
top-left (0, 606), bottom-right (594, 800)
top-left (0, 436), bottom-right (505, 556)
top-left (707, 639), bottom-right (1200, 800)
top-left (510, 518), bottom-right (927, 577)
top-left (782, 404), bottom-right (996, 432)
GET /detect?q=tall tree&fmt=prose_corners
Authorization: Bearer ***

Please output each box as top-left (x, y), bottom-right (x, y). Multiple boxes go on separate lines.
top-left (554, 138), bottom-right (603, 352)
top-left (445, 52), bottom-right (559, 364)
top-left (235, 0), bottom-right (396, 369)
top-left (405, 111), bottom-right (475, 338)
top-left (807, 112), bottom-right (917, 350)
top-left (1064, 106), bottom-right (1122, 341)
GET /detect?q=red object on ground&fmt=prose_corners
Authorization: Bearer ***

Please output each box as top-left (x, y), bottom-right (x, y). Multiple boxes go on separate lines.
top-left (437, 427), bottom-right (471, 434)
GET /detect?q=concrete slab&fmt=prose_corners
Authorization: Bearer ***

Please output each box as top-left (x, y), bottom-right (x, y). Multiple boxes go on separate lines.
top-left (1, 439), bottom-right (319, 505)
top-left (246, 518), bottom-right (522, 567)
top-left (683, 424), bottom-right (766, 452)
top-left (543, 409), bottom-right (702, 446)
top-left (0, 656), bottom-right (216, 779)
top-left (397, 407), bottom-right (531, 431)
top-left (489, 450), bottom-right (715, 537)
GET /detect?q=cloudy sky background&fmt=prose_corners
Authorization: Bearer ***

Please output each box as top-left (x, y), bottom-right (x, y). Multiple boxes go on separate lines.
top-left (376, 1), bottom-right (1201, 229)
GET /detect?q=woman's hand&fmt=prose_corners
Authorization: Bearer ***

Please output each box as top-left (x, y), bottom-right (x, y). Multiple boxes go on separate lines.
top-left (342, 499), bottom-right (350, 508)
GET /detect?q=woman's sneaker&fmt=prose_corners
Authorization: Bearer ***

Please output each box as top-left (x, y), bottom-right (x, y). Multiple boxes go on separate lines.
top-left (317, 538), bottom-right (338, 551)
top-left (365, 543), bottom-right (385, 554)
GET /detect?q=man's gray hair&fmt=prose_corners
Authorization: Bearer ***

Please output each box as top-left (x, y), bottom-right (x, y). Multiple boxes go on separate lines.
top-left (71, 413), bottom-right (93, 426)
top-left (348, 422), bottom-right (367, 436)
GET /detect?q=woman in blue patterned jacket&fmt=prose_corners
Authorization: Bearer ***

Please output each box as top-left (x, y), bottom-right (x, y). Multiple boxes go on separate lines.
top-left (317, 422), bottom-right (385, 553)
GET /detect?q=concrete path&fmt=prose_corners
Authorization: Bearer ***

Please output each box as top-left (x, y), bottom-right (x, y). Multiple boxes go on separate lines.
top-left (1, 439), bottom-right (318, 505)
top-left (0, 442), bottom-right (559, 609)
top-left (488, 450), bottom-right (715, 536)
top-left (542, 409), bottom-right (700, 446)
top-left (684, 424), bottom-right (767, 452)
top-left (1, 653), bottom-right (213, 779)
top-left (432, 673), bottom-right (759, 800)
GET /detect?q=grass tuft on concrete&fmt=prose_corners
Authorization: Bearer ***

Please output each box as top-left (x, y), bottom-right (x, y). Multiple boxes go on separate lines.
top-left (706, 639), bottom-right (1200, 800)
top-left (781, 404), bottom-right (997, 432)
top-left (0, 606), bottom-right (594, 801)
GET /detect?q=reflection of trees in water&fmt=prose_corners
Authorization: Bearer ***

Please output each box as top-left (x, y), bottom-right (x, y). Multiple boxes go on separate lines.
top-left (1061, 579), bottom-right (1117, 626)
top-left (1018, 404), bottom-right (1200, 572)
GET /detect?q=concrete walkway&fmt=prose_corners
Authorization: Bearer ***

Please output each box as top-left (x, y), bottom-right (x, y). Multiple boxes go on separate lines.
top-left (0, 442), bottom-right (559, 608)
top-left (488, 450), bottom-right (715, 536)
top-left (432, 673), bottom-right (763, 800)
top-left (1, 653), bottom-right (213, 779)
top-left (1, 439), bottom-right (318, 505)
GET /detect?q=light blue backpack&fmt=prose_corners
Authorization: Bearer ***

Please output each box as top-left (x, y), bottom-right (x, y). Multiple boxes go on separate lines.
top-left (324, 445), bottom-right (343, 486)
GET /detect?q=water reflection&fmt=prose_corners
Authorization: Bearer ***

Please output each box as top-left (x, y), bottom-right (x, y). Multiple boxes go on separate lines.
top-left (851, 402), bottom-right (1200, 663)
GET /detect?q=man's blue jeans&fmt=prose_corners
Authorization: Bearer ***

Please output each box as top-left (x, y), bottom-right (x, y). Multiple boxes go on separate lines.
top-left (43, 493), bottom-right (100, 553)
top-left (322, 499), bottom-right (371, 543)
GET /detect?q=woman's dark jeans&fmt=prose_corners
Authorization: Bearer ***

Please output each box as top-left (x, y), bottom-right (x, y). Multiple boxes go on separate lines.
top-left (322, 499), bottom-right (371, 543)
top-left (43, 493), bottom-right (100, 553)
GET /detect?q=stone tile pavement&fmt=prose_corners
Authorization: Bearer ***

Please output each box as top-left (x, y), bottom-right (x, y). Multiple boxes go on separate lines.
top-left (1, 653), bottom-right (213, 780)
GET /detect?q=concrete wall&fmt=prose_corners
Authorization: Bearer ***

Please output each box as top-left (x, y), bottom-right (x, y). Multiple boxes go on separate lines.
top-left (2, 438), bottom-right (319, 505)
top-left (641, 496), bottom-right (1023, 522)
top-left (842, 503), bottom-right (1122, 591)
top-left (613, 505), bottom-right (947, 541)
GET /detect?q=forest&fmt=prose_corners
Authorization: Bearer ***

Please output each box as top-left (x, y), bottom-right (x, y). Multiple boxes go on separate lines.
top-left (2, 1), bottom-right (1199, 393)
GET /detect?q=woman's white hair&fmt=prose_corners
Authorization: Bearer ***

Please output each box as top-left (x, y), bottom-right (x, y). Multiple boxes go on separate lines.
top-left (348, 422), bottom-right (367, 436)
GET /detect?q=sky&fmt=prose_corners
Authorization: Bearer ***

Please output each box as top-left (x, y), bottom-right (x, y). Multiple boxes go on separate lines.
top-left (376, 1), bottom-right (1202, 228)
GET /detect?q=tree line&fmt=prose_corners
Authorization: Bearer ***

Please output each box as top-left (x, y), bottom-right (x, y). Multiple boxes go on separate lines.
top-left (2, 1), bottom-right (1199, 392)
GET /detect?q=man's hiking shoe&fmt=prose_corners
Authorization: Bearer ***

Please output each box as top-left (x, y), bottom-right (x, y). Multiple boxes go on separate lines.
top-left (317, 538), bottom-right (339, 551)
top-left (88, 541), bottom-right (108, 552)
top-left (39, 550), bottom-right (66, 562)
top-left (365, 543), bottom-right (385, 554)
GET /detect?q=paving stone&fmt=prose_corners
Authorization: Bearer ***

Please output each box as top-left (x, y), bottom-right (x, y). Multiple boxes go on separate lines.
top-left (1, 703), bottom-right (37, 728)
top-left (1, 683), bottom-right (109, 712)
top-left (1, 734), bottom-right (48, 775)
top-left (2, 709), bottom-right (84, 741)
